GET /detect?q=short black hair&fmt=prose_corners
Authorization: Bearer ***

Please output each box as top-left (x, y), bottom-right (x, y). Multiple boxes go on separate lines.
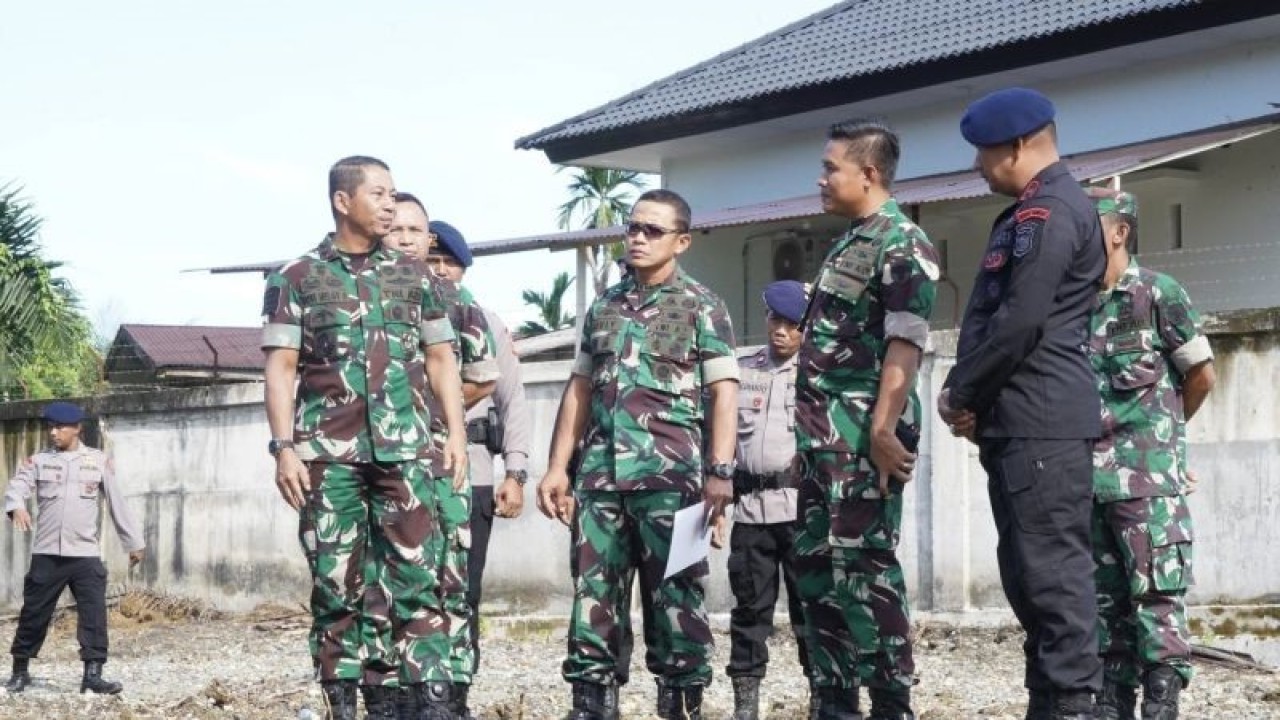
top-left (328, 156), bottom-right (390, 215)
top-left (394, 191), bottom-right (428, 217)
top-left (634, 189), bottom-right (691, 232)
top-left (827, 119), bottom-right (901, 187)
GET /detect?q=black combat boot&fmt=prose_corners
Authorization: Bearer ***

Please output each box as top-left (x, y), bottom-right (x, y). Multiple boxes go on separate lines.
top-left (568, 680), bottom-right (618, 720)
top-left (80, 660), bottom-right (123, 695)
top-left (361, 685), bottom-right (398, 719)
top-left (320, 680), bottom-right (358, 720)
top-left (808, 679), bottom-right (820, 720)
top-left (414, 681), bottom-right (455, 720)
top-left (681, 685), bottom-right (705, 720)
top-left (815, 685), bottom-right (864, 720)
top-left (656, 676), bottom-right (681, 719)
top-left (394, 686), bottom-right (420, 720)
top-left (1095, 680), bottom-right (1137, 720)
top-left (731, 676), bottom-right (761, 720)
top-left (1047, 689), bottom-right (1094, 720)
top-left (449, 682), bottom-right (475, 720)
top-left (1140, 665), bottom-right (1183, 720)
top-left (4, 657), bottom-right (31, 694)
top-left (867, 686), bottom-right (915, 719)
top-left (1025, 688), bottom-right (1051, 720)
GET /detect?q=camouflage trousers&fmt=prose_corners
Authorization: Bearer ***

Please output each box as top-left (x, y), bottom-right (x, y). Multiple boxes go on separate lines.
top-left (564, 489), bottom-right (713, 688)
top-left (300, 461), bottom-right (451, 685)
top-left (792, 451), bottom-right (914, 692)
top-left (1092, 494), bottom-right (1194, 687)
top-left (433, 475), bottom-right (475, 684)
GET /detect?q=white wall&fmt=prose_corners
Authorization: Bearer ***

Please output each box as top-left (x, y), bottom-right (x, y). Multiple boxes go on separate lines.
top-left (5, 318), bottom-right (1277, 614)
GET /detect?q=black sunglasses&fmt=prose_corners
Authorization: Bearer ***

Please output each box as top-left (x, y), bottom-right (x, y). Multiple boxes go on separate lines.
top-left (623, 221), bottom-right (685, 239)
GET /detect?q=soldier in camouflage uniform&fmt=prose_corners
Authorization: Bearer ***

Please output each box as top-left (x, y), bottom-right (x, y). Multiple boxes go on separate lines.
top-left (793, 120), bottom-right (938, 720)
top-left (537, 189), bottom-right (740, 720)
top-left (262, 156), bottom-right (469, 720)
top-left (1085, 189), bottom-right (1216, 720)
top-left (383, 195), bottom-right (500, 719)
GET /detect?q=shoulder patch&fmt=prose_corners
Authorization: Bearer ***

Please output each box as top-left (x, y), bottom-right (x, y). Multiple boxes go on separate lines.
top-left (261, 286), bottom-right (282, 317)
top-left (1013, 223), bottom-right (1039, 258)
top-left (1015, 206), bottom-right (1052, 223)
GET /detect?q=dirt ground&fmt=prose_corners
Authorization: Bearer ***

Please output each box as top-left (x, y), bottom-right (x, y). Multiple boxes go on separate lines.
top-left (0, 592), bottom-right (1277, 719)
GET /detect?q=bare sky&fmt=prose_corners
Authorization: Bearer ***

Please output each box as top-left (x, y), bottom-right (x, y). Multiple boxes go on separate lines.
top-left (0, 0), bottom-right (837, 334)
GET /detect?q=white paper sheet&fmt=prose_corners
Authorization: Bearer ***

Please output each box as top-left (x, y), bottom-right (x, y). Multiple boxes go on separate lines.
top-left (663, 502), bottom-right (713, 580)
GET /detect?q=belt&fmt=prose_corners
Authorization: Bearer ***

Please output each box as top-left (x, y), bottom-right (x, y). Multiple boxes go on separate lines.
top-left (733, 471), bottom-right (790, 492)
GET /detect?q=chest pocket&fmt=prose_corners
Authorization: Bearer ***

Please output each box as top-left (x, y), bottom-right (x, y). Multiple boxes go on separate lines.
top-left (637, 298), bottom-right (698, 397)
top-left (301, 296), bottom-right (359, 362)
top-left (381, 267), bottom-right (424, 361)
top-left (36, 466), bottom-right (63, 499)
top-left (817, 241), bottom-right (878, 307)
top-left (77, 464), bottom-right (103, 499)
top-left (737, 372), bottom-right (767, 437)
top-left (1105, 329), bottom-right (1161, 390)
top-left (588, 310), bottom-right (626, 387)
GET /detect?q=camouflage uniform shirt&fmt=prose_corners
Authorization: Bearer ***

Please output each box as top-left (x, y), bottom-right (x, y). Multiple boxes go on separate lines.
top-left (1089, 258), bottom-right (1213, 502)
top-left (424, 279), bottom-right (500, 476)
top-left (261, 235), bottom-right (456, 463)
top-left (795, 198), bottom-right (940, 454)
top-left (571, 268), bottom-right (739, 494)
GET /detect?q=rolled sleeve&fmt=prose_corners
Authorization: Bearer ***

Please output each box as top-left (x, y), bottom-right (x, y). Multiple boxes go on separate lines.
top-left (262, 323), bottom-right (301, 349)
top-left (421, 317), bottom-right (456, 346)
top-left (1171, 335), bottom-right (1213, 374)
top-left (571, 351), bottom-right (593, 377)
top-left (461, 357), bottom-right (500, 383)
top-left (885, 311), bottom-right (930, 350)
top-left (701, 355), bottom-right (740, 385)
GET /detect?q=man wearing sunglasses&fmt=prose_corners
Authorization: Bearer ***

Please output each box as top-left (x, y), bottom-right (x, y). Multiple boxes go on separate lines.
top-left (793, 119), bottom-right (939, 720)
top-left (538, 189), bottom-right (739, 720)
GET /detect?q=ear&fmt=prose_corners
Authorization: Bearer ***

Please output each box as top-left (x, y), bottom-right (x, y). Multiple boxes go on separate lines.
top-left (862, 164), bottom-right (878, 188)
top-left (333, 191), bottom-right (351, 219)
top-left (673, 232), bottom-right (693, 256)
top-left (1112, 221), bottom-right (1130, 248)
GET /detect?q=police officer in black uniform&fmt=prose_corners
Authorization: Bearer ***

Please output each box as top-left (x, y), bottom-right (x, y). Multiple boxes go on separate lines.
top-left (938, 88), bottom-right (1104, 720)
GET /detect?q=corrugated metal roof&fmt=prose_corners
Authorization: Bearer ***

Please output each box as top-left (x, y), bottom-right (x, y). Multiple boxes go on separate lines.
top-left (109, 324), bottom-right (264, 373)
top-left (483, 118), bottom-right (1280, 255)
top-left (517, 0), bottom-right (1201, 149)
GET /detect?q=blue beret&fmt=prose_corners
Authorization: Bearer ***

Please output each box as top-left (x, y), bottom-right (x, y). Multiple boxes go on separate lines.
top-left (961, 87), bottom-right (1056, 147)
top-left (41, 401), bottom-right (85, 424)
top-left (428, 220), bottom-right (473, 268)
top-left (762, 280), bottom-right (807, 325)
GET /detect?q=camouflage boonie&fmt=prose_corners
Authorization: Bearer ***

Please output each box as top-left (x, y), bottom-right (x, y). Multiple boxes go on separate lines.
top-left (261, 235), bottom-right (456, 463)
top-left (1089, 258), bottom-right (1213, 501)
top-left (790, 198), bottom-right (936, 694)
top-left (794, 198), bottom-right (940, 454)
top-left (301, 461), bottom-right (451, 685)
top-left (1092, 494), bottom-right (1194, 686)
top-left (564, 489), bottom-right (712, 687)
top-left (571, 269), bottom-right (739, 494)
top-left (792, 451), bottom-right (914, 692)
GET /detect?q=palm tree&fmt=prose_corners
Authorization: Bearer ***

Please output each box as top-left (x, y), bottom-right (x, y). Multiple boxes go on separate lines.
top-left (555, 167), bottom-right (647, 294)
top-left (517, 272), bottom-right (576, 337)
top-left (0, 183), bottom-right (101, 400)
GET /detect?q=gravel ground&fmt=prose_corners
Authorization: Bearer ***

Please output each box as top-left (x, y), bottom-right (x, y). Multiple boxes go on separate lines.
top-left (0, 594), bottom-right (1277, 719)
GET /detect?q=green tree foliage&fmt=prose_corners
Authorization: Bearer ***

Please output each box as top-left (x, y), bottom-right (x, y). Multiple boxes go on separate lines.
top-left (555, 167), bottom-right (647, 294)
top-left (0, 184), bottom-right (101, 400)
top-left (517, 272), bottom-right (576, 337)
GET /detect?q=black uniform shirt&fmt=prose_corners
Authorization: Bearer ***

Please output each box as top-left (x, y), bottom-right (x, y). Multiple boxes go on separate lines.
top-left (946, 161), bottom-right (1105, 439)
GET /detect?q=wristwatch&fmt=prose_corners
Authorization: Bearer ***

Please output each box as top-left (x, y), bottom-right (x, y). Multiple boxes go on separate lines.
top-left (708, 460), bottom-right (737, 480)
top-left (506, 469), bottom-right (529, 486)
top-left (268, 438), bottom-right (295, 457)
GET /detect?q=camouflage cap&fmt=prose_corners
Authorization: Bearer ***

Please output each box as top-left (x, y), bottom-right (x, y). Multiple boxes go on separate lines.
top-left (1085, 186), bottom-right (1137, 218)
